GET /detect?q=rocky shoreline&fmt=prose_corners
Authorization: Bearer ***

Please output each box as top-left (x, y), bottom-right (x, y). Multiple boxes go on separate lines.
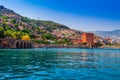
top-left (100, 45), bottom-right (120, 49)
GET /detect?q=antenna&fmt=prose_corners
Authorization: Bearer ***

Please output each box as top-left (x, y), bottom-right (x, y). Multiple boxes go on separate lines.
top-left (38, 17), bottom-right (40, 20)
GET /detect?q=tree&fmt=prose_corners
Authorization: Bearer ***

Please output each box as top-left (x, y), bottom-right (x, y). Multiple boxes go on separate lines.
top-left (0, 26), bottom-right (4, 38)
top-left (21, 35), bottom-right (30, 41)
top-left (2, 24), bottom-right (11, 30)
top-left (42, 33), bottom-right (54, 40)
top-left (11, 19), bottom-right (17, 24)
top-left (4, 30), bottom-right (16, 39)
top-left (22, 28), bottom-right (30, 34)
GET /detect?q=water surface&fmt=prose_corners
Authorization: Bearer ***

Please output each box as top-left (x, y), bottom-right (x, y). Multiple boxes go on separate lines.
top-left (0, 48), bottom-right (120, 80)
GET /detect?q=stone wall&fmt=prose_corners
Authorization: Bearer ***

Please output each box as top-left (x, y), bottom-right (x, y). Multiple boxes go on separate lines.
top-left (0, 38), bottom-right (34, 49)
top-left (16, 40), bottom-right (34, 49)
top-left (34, 44), bottom-right (88, 48)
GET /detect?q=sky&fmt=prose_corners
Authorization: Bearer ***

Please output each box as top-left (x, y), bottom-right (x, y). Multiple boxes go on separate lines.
top-left (0, 0), bottom-right (120, 31)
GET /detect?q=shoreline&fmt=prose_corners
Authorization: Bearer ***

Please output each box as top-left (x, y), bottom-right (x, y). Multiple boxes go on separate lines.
top-left (0, 47), bottom-right (120, 50)
top-left (1, 42), bottom-right (120, 49)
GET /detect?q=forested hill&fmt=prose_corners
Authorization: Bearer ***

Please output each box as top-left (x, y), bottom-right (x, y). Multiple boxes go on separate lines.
top-left (0, 5), bottom-right (69, 31)
top-left (0, 5), bottom-right (82, 44)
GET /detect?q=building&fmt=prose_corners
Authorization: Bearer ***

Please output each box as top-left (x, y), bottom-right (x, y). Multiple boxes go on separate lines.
top-left (71, 39), bottom-right (82, 45)
top-left (70, 32), bottom-right (94, 47)
top-left (81, 33), bottom-right (94, 47)
top-left (0, 37), bottom-right (34, 49)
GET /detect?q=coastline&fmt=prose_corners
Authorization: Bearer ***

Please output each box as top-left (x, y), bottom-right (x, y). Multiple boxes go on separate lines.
top-left (0, 44), bottom-right (120, 49)
top-left (100, 45), bottom-right (120, 49)
top-left (34, 44), bottom-right (89, 48)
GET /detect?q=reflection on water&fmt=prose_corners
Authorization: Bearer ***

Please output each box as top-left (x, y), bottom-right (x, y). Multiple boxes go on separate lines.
top-left (0, 48), bottom-right (120, 80)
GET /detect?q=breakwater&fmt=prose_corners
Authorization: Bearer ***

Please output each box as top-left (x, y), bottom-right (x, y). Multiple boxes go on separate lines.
top-left (34, 44), bottom-right (88, 48)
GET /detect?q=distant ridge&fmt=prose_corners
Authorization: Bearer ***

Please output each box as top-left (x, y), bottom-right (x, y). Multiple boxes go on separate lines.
top-left (93, 29), bottom-right (120, 39)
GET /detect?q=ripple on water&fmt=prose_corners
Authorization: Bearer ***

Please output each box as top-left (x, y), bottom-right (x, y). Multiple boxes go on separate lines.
top-left (94, 68), bottom-right (120, 79)
top-left (1, 73), bottom-right (28, 80)
top-left (33, 71), bottom-right (51, 80)
top-left (0, 48), bottom-right (120, 80)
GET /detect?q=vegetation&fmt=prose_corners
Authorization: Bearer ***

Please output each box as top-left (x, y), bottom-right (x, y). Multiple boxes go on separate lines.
top-left (0, 6), bottom-right (72, 44)
top-left (42, 33), bottom-right (54, 40)
top-left (4, 30), bottom-right (16, 39)
top-left (22, 35), bottom-right (30, 41)
top-left (0, 26), bottom-right (4, 38)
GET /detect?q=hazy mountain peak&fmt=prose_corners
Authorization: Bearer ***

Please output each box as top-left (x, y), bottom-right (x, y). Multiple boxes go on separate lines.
top-left (93, 29), bottom-right (120, 39)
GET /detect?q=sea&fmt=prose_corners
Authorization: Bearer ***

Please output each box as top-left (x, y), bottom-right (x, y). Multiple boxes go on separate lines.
top-left (0, 48), bottom-right (120, 80)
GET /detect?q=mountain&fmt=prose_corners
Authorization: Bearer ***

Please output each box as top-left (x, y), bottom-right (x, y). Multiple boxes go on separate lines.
top-left (0, 5), bottom-right (82, 44)
top-left (0, 5), bottom-right (69, 31)
top-left (93, 29), bottom-right (120, 39)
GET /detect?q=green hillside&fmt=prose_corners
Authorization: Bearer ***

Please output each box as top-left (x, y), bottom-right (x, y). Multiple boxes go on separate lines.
top-left (0, 5), bottom-right (82, 44)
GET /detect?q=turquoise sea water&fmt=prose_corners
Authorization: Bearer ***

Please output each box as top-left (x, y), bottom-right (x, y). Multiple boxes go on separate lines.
top-left (0, 48), bottom-right (120, 80)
